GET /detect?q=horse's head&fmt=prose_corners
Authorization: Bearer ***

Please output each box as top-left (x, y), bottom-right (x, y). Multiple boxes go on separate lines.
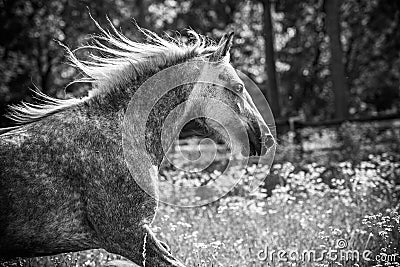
top-left (183, 33), bottom-right (275, 158)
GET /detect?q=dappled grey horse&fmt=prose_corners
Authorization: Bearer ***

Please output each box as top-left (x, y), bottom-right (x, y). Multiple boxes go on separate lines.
top-left (0, 23), bottom-right (275, 267)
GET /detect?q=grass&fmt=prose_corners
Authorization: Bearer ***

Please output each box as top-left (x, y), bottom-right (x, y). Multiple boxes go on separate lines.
top-left (153, 154), bottom-right (399, 267)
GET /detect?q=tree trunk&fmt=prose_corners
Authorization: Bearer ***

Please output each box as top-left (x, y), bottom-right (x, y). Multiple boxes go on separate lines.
top-left (262, 0), bottom-right (281, 119)
top-left (136, 0), bottom-right (147, 28)
top-left (324, 0), bottom-right (349, 120)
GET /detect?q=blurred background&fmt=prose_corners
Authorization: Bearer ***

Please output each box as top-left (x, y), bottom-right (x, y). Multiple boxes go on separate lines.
top-left (1, 0), bottom-right (400, 129)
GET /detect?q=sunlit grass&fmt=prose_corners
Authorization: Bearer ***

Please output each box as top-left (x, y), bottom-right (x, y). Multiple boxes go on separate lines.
top-left (153, 154), bottom-right (399, 267)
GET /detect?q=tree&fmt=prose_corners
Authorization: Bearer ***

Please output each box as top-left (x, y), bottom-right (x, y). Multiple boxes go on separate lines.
top-left (1, 0), bottom-right (400, 127)
top-left (262, 0), bottom-right (281, 118)
top-left (324, 0), bottom-right (349, 119)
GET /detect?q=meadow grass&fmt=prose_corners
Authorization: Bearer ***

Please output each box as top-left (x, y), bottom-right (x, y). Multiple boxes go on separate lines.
top-left (152, 154), bottom-right (399, 267)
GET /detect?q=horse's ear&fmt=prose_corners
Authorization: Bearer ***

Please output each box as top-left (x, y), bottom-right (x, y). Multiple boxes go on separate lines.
top-left (210, 32), bottom-right (234, 61)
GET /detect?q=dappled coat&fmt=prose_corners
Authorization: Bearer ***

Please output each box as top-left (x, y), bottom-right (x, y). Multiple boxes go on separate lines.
top-left (0, 22), bottom-right (274, 267)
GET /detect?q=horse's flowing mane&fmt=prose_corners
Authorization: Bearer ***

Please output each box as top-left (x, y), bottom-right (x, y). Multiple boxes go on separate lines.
top-left (2, 19), bottom-right (220, 133)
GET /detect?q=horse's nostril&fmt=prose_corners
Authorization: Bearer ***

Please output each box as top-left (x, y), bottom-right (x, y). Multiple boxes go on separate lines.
top-left (232, 83), bottom-right (244, 93)
top-left (263, 134), bottom-right (275, 149)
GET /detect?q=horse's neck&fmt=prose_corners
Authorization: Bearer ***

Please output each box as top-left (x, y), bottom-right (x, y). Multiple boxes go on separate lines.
top-left (87, 76), bottom-right (191, 167)
top-left (144, 85), bottom-right (192, 166)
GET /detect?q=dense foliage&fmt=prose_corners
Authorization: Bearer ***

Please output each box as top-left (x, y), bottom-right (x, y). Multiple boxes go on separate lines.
top-left (1, 0), bottom-right (400, 126)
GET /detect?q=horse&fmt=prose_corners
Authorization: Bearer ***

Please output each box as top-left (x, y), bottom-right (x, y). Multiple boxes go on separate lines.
top-left (0, 21), bottom-right (275, 267)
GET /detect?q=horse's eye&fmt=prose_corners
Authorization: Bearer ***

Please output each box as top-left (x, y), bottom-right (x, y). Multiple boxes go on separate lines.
top-left (232, 83), bottom-right (244, 93)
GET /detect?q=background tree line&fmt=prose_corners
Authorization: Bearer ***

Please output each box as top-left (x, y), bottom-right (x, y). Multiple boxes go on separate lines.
top-left (1, 0), bottom-right (399, 128)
